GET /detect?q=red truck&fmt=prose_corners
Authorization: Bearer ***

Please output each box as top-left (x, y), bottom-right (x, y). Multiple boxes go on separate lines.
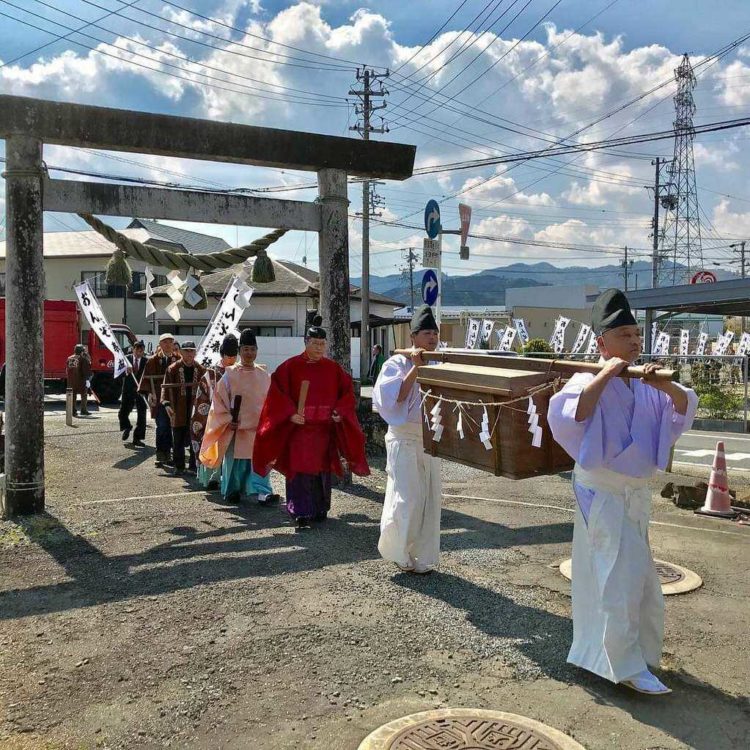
top-left (0, 299), bottom-right (137, 402)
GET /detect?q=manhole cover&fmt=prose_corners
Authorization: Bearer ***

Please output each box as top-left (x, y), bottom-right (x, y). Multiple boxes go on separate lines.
top-left (558, 559), bottom-right (702, 595)
top-left (654, 561), bottom-right (684, 585)
top-left (359, 709), bottom-right (586, 750)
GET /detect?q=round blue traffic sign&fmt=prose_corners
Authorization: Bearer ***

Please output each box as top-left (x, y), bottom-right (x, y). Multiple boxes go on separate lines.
top-left (421, 269), bottom-right (439, 306)
top-left (424, 199), bottom-right (441, 239)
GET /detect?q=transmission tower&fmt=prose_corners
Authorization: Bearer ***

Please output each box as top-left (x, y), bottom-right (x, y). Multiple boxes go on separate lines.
top-left (658, 53), bottom-right (704, 285)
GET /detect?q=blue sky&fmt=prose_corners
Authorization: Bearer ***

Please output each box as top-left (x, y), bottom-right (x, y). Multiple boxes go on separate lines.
top-left (1, 0), bottom-right (749, 280)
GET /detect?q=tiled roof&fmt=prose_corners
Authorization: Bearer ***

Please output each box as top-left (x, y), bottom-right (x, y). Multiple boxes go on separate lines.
top-left (0, 220), bottom-right (230, 259)
top-left (0, 228), bottom-right (151, 259)
top-left (127, 219), bottom-right (230, 254)
top-left (148, 259), bottom-right (402, 306)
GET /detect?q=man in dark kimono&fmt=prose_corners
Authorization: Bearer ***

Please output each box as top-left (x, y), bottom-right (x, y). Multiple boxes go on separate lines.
top-left (162, 341), bottom-right (205, 477)
top-left (66, 344), bottom-right (91, 416)
top-left (140, 333), bottom-right (178, 467)
top-left (119, 340), bottom-right (148, 447)
top-left (253, 317), bottom-right (369, 528)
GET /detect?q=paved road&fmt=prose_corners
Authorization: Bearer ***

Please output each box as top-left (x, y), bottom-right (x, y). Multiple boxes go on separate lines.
top-left (7, 395), bottom-right (750, 474)
top-left (674, 430), bottom-right (750, 472)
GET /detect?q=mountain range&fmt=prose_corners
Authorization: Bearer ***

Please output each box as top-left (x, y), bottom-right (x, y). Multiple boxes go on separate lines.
top-left (354, 261), bottom-right (735, 306)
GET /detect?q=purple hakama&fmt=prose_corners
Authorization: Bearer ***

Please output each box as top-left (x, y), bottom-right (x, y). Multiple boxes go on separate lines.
top-left (285, 472), bottom-right (332, 519)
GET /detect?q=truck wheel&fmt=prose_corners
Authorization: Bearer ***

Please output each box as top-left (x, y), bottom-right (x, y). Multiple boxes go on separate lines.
top-left (92, 374), bottom-right (122, 404)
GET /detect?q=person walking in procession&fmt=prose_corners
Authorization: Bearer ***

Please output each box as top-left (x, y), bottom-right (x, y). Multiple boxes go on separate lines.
top-left (548, 288), bottom-right (698, 696)
top-left (161, 341), bottom-right (205, 477)
top-left (368, 344), bottom-right (385, 383)
top-left (66, 343), bottom-right (91, 416)
top-left (373, 304), bottom-right (442, 575)
top-left (140, 333), bottom-right (178, 467)
top-left (191, 334), bottom-right (238, 490)
top-left (200, 329), bottom-right (280, 505)
top-left (253, 316), bottom-right (369, 529)
top-left (119, 340), bottom-right (148, 447)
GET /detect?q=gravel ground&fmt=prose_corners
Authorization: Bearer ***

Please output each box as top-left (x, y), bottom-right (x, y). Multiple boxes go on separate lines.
top-left (0, 404), bottom-right (748, 750)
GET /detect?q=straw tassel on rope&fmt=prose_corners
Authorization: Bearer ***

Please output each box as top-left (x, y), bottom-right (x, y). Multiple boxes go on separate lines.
top-left (78, 213), bottom-right (285, 285)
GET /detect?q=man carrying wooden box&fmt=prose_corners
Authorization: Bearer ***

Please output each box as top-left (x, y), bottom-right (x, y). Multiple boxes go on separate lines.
top-left (548, 288), bottom-right (698, 695)
top-left (373, 304), bottom-right (442, 575)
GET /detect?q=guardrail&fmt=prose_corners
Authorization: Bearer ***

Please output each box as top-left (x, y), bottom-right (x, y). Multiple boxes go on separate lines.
top-left (520, 350), bottom-right (749, 425)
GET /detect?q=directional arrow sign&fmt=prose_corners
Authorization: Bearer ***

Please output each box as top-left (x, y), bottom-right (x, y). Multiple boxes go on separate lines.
top-left (421, 269), bottom-right (439, 306)
top-left (424, 199), bottom-right (441, 239)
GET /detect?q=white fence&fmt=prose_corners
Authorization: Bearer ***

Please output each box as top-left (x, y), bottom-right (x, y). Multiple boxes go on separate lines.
top-left (139, 335), bottom-right (362, 379)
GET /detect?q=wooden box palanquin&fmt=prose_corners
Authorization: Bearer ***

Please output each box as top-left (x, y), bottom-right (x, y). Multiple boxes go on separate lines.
top-left (416, 363), bottom-right (574, 480)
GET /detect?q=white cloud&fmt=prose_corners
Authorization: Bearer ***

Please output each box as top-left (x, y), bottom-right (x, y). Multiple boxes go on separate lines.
top-left (693, 141), bottom-right (739, 171)
top-left (1, 5), bottom-right (746, 276)
top-left (457, 172), bottom-right (554, 207)
top-left (716, 59), bottom-right (750, 107)
top-left (712, 199), bottom-right (750, 237)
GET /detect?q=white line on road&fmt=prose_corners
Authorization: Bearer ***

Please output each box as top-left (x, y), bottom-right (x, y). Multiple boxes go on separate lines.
top-left (684, 431), bottom-right (750, 443)
top-left (63, 490), bottom-right (747, 537)
top-left (676, 449), bottom-right (750, 460)
top-left (672, 460), bottom-right (750, 473)
top-left (444, 493), bottom-right (747, 537)
top-left (74, 491), bottom-right (210, 506)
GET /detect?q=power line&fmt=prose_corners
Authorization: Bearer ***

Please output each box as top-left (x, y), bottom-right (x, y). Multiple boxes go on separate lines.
top-left (69, 0), bottom-right (350, 74)
top-left (390, 0), bottom-right (562, 129)
top-left (391, 0), bottom-right (473, 75)
top-left (391, 0), bottom-right (507, 88)
top-left (0, 1), bottom-right (347, 107)
top-left (156, 0), bottom-right (382, 69)
top-left (412, 117), bottom-right (750, 175)
top-left (0, 0), bottom-right (143, 69)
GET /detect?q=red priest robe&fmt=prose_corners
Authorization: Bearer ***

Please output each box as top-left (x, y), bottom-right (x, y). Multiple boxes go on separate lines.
top-left (253, 353), bottom-right (369, 480)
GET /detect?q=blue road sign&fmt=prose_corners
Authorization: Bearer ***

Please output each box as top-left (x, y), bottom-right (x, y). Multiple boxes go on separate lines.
top-left (421, 269), bottom-right (439, 306)
top-left (424, 199), bottom-right (441, 239)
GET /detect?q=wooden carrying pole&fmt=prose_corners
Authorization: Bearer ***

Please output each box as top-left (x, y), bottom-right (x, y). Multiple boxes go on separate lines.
top-left (297, 380), bottom-right (310, 416)
top-left (394, 350), bottom-right (676, 383)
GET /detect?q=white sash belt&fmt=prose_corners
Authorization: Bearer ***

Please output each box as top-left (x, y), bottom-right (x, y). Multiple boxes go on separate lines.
top-left (573, 464), bottom-right (651, 495)
top-left (387, 422), bottom-right (423, 441)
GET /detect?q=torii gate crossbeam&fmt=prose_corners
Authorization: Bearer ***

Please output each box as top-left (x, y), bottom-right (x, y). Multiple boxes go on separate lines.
top-left (0, 94), bottom-right (415, 517)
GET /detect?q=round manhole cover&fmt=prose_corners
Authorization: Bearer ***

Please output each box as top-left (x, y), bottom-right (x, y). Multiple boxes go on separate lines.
top-left (558, 559), bottom-right (702, 595)
top-left (359, 709), bottom-right (586, 750)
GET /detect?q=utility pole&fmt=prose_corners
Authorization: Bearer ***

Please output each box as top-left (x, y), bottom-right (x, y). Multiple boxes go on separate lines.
top-left (350, 66), bottom-right (389, 382)
top-left (621, 246), bottom-right (633, 291)
top-left (651, 158), bottom-right (661, 290)
top-left (731, 240), bottom-right (747, 332)
top-left (400, 247), bottom-right (418, 312)
top-left (645, 157), bottom-right (663, 355)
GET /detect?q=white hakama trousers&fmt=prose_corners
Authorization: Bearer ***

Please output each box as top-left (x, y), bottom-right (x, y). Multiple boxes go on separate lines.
top-left (378, 422), bottom-right (442, 572)
top-left (568, 465), bottom-right (664, 683)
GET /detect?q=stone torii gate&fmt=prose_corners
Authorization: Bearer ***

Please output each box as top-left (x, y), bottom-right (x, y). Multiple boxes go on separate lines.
top-left (0, 94), bottom-right (415, 517)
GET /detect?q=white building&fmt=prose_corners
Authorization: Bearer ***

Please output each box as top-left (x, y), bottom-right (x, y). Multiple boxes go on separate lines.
top-left (148, 259), bottom-right (404, 377)
top-left (393, 305), bottom-right (510, 349)
top-left (0, 219), bottom-right (231, 335)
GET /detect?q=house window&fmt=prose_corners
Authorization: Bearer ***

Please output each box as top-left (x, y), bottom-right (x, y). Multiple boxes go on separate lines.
top-left (131, 271), bottom-right (146, 294)
top-left (158, 324), bottom-right (207, 336)
top-left (256, 326), bottom-right (293, 337)
top-left (0, 273), bottom-right (5, 295)
top-left (81, 271), bottom-right (124, 298)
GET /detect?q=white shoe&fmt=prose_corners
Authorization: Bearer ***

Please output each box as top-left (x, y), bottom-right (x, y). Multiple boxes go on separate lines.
top-left (621, 669), bottom-right (672, 695)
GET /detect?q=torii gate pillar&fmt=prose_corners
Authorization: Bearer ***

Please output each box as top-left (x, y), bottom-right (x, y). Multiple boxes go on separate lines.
top-left (3, 136), bottom-right (46, 515)
top-left (317, 169), bottom-right (351, 371)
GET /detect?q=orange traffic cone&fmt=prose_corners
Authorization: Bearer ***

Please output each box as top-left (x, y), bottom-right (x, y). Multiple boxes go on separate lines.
top-left (696, 441), bottom-right (737, 518)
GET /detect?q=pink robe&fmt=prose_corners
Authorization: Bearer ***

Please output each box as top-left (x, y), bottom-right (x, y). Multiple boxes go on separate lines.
top-left (199, 364), bottom-right (271, 470)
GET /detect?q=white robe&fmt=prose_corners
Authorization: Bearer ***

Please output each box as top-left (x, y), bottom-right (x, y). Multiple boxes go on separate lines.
top-left (548, 373), bottom-right (698, 683)
top-left (373, 355), bottom-right (442, 572)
